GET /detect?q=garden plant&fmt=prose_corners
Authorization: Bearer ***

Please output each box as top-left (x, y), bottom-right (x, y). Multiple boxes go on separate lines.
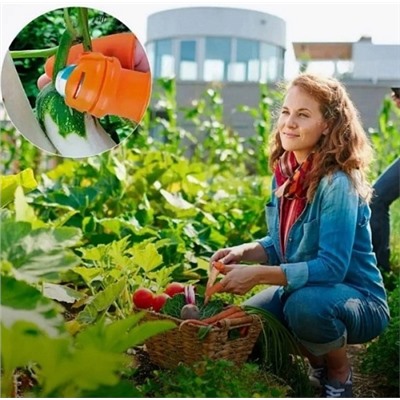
top-left (1, 12), bottom-right (399, 396)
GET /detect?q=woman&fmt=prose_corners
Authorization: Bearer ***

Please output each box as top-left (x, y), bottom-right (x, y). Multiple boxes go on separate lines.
top-left (210, 74), bottom-right (390, 398)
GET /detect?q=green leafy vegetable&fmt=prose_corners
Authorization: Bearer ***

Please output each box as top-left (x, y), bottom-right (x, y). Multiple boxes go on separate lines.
top-left (160, 293), bottom-right (224, 320)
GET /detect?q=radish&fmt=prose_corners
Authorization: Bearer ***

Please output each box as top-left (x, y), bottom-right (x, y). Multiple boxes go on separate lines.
top-left (180, 284), bottom-right (200, 319)
top-left (180, 304), bottom-right (201, 320)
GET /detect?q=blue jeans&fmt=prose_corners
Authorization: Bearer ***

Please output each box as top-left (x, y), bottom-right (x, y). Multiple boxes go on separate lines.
top-left (244, 285), bottom-right (390, 356)
top-left (370, 157), bottom-right (400, 271)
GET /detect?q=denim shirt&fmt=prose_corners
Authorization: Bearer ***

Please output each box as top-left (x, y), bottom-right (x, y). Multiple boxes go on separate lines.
top-left (258, 171), bottom-right (388, 307)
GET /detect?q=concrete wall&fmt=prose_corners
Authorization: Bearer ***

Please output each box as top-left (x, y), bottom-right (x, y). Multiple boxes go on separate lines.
top-left (147, 7), bottom-right (286, 47)
top-left (352, 41), bottom-right (400, 82)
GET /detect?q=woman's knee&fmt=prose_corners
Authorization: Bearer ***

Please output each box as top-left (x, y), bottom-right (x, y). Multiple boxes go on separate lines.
top-left (283, 287), bottom-right (339, 339)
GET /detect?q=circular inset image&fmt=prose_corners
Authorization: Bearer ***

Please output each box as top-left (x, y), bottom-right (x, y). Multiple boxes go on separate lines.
top-left (1, 6), bottom-right (152, 158)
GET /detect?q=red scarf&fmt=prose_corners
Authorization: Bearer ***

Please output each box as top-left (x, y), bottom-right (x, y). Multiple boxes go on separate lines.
top-left (274, 151), bottom-right (313, 255)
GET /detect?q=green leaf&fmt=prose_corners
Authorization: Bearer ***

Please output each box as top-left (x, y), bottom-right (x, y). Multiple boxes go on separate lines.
top-left (1, 276), bottom-right (64, 336)
top-left (75, 312), bottom-right (175, 354)
top-left (1, 222), bottom-right (81, 283)
top-left (72, 266), bottom-right (104, 284)
top-left (0, 169), bottom-right (38, 207)
top-left (0, 321), bottom-right (64, 397)
top-left (14, 186), bottom-right (38, 224)
top-left (42, 282), bottom-right (86, 303)
top-left (76, 313), bottom-right (145, 351)
top-left (0, 220), bottom-right (31, 253)
top-left (131, 242), bottom-right (163, 272)
top-left (120, 319), bottom-right (176, 348)
top-left (160, 188), bottom-right (194, 210)
top-left (40, 344), bottom-right (124, 396)
top-left (79, 245), bottom-right (108, 261)
top-left (76, 278), bottom-right (127, 324)
top-left (0, 320), bottom-right (126, 398)
top-left (46, 159), bottom-right (78, 180)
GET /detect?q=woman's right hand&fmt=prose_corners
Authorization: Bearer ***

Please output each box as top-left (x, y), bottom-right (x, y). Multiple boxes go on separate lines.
top-left (210, 242), bottom-right (268, 268)
top-left (210, 244), bottom-right (247, 265)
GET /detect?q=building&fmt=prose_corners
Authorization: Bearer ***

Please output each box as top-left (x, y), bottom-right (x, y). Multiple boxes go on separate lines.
top-left (146, 7), bottom-right (400, 135)
top-left (146, 7), bottom-right (286, 138)
top-left (293, 36), bottom-right (400, 129)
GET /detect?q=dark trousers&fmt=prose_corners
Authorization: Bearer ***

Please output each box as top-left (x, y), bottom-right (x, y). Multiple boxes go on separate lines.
top-left (370, 158), bottom-right (400, 271)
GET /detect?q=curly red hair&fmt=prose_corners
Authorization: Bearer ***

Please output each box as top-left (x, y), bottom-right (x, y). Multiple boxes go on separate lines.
top-left (269, 73), bottom-right (373, 202)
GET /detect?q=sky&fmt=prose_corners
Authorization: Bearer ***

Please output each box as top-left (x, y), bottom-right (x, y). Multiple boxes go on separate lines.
top-left (1, 0), bottom-right (400, 79)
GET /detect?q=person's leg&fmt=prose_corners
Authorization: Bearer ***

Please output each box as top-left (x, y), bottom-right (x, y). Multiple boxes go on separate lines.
top-left (243, 285), bottom-right (286, 324)
top-left (370, 157), bottom-right (400, 271)
top-left (283, 285), bottom-right (389, 390)
top-left (298, 343), bottom-right (325, 368)
top-left (325, 346), bottom-right (350, 383)
top-left (243, 286), bottom-right (287, 362)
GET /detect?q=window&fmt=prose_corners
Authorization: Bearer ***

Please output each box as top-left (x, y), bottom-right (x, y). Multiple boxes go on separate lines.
top-left (230, 39), bottom-right (260, 82)
top-left (204, 37), bottom-right (231, 81)
top-left (260, 43), bottom-right (283, 83)
top-left (179, 40), bottom-right (197, 80)
top-left (154, 39), bottom-right (174, 78)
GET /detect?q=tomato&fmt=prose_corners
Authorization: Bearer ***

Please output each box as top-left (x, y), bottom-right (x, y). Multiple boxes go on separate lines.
top-left (152, 293), bottom-right (170, 312)
top-left (164, 282), bottom-right (185, 297)
top-left (132, 288), bottom-right (154, 309)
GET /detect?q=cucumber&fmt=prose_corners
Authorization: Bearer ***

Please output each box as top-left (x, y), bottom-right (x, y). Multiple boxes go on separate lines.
top-left (35, 83), bottom-right (116, 158)
top-left (36, 83), bottom-right (86, 138)
top-left (34, 26), bottom-right (116, 158)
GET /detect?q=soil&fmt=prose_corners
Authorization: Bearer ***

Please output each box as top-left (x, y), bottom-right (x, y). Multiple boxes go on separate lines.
top-left (347, 344), bottom-right (398, 398)
top-left (131, 344), bottom-right (399, 398)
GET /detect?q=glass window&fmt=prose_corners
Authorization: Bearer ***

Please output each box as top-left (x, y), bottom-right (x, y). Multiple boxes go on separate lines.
top-left (155, 39), bottom-right (175, 78)
top-left (204, 37), bottom-right (231, 81)
top-left (179, 40), bottom-right (197, 80)
top-left (260, 43), bottom-right (283, 83)
top-left (231, 39), bottom-right (260, 82)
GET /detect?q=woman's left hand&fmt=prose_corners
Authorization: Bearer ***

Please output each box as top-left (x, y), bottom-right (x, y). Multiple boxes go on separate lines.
top-left (218, 265), bottom-right (260, 295)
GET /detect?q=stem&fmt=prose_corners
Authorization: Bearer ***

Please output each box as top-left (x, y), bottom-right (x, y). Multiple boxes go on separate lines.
top-left (10, 47), bottom-right (58, 59)
top-left (63, 8), bottom-right (76, 37)
top-left (78, 7), bottom-right (92, 52)
top-left (52, 29), bottom-right (74, 82)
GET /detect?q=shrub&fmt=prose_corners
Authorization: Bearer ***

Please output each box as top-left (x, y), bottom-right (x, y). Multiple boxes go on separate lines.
top-left (360, 276), bottom-right (400, 390)
top-left (138, 358), bottom-right (287, 398)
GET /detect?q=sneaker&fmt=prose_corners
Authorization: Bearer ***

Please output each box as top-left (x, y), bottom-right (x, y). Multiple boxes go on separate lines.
top-left (323, 370), bottom-right (353, 398)
top-left (308, 365), bottom-right (326, 388)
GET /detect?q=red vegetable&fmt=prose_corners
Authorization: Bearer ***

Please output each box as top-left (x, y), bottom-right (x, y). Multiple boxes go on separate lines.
top-left (152, 293), bottom-right (170, 312)
top-left (164, 282), bottom-right (185, 297)
top-left (132, 288), bottom-right (154, 309)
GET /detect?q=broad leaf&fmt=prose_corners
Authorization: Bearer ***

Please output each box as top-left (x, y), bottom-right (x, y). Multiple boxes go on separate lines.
top-left (43, 282), bottom-right (86, 303)
top-left (77, 278), bottom-right (127, 324)
top-left (1, 221), bottom-right (82, 283)
top-left (0, 169), bottom-right (38, 207)
top-left (14, 186), bottom-right (37, 224)
top-left (1, 276), bottom-right (64, 336)
top-left (75, 313), bottom-right (175, 353)
top-left (131, 242), bottom-right (163, 272)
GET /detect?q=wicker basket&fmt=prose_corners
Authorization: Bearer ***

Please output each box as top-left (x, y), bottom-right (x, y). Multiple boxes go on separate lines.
top-left (143, 310), bottom-right (262, 369)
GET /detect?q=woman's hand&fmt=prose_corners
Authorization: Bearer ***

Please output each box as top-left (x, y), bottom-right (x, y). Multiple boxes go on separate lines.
top-left (216, 265), bottom-right (288, 296)
top-left (218, 265), bottom-right (259, 295)
top-left (210, 242), bottom-right (268, 266)
top-left (210, 246), bottom-right (245, 265)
